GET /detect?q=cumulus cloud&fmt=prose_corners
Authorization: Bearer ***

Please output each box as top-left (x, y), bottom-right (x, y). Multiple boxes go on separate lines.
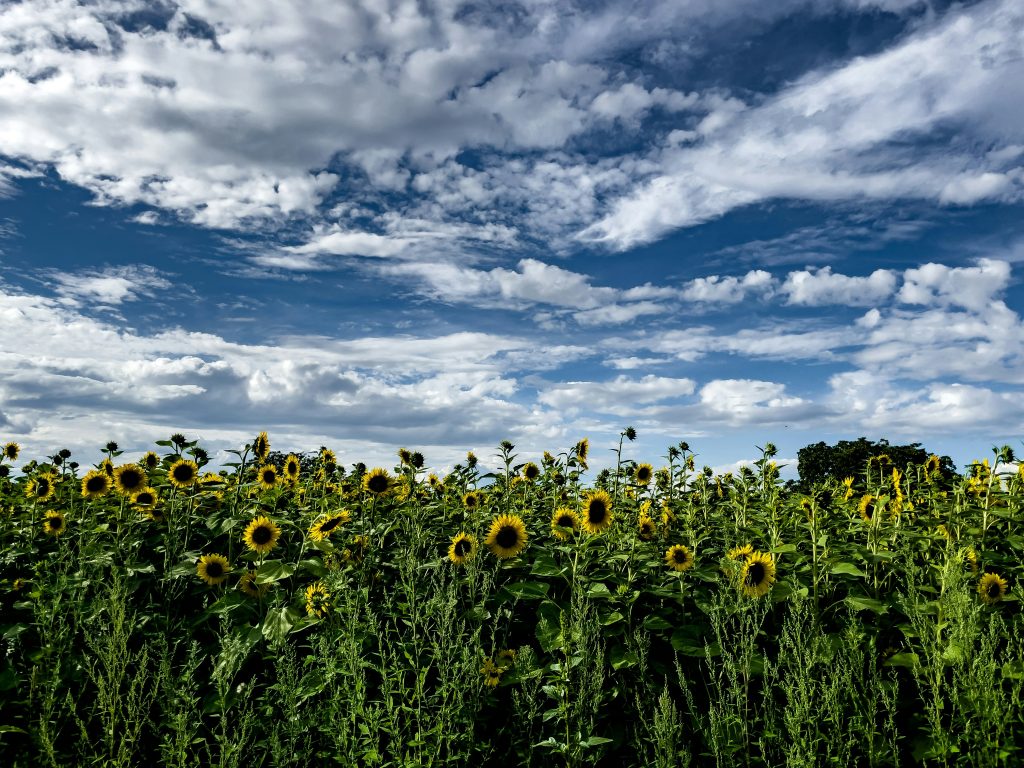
top-left (48, 265), bottom-right (173, 306)
top-left (538, 375), bottom-right (697, 415)
top-left (781, 267), bottom-right (897, 306)
top-left (897, 258), bottom-right (1011, 312)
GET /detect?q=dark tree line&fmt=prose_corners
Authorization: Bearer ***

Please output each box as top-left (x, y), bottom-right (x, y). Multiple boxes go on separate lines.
top-left (796, 437), bottom-right (956, 488)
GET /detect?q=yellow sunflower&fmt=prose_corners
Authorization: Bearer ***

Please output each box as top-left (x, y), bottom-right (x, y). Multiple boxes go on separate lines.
top-left (114, 463), bottom-right (147, 496)
top-left (168, 459), bottom-right (199, 489)
top-left (841, 476), bottom-right (855, 501)
top-left (485, 514), bottom-right (528, 559)
top-left (308, 511), bottom-right (351, 541)
top-left (979, 573), bottom-right (1008, 605)
top-left (481, 657), bottom-right (503, 687)
top-left (131, 486), bottom-right (158, 510)
top-left (665, 544), bottom-right (694, 572)
top-left (858, 494), bottom-right (878, 523)
top-left (140, 451), bottom-right (160, 471)
top-left (964, 548), bottom-right (979, 576)
top-left (238, 570), bottom-right (269, 598)
top-left (581, 490), bottom-right (613, 534)
top-left (362, 467), bottom-right (392, 495)
top-left (81, 469), bottom-right (111, 499)
top-left (196, 554), bottom-right (231, 586)
top-left (3, 442), bottom-right (19, 461)
top-left (448, 532), bottom-right (478, 565)
top-left (740, 552), bottom-right (776, 599)
top-left (638, 516), bottom-right (657, 541)
top-left (634, 463), bottom-right (653, 485)
top-left (242, 516), bottom-right (281, 555)
top-left (252, 431), bottom-right (270, 462)
top-left (319, 447), bottom-right (337, 473)
top-left (27, 473), bottom-right (56, 503)
top-left (550, 507), bottom-right (580, 541)
top-left (42, 510), bottom-right (66, 537)
top-left (727, 543), bottom-right (754, 561)
top-left (256, 464), bottom-right (279, 491)
top-left (462, 490), bottom-right (483, 509)
top-left (305, 581), bottom-right (331, 618)
top-left (284, 454), bottom-right (300, 483)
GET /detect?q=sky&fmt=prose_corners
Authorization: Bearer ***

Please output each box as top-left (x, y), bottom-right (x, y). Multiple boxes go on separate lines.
top-left (0, 0), bottom-right (1023, 478)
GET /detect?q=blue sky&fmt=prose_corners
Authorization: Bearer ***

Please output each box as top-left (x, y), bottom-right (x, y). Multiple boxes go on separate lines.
top-left (1, 0), bottom-right (1023, 477)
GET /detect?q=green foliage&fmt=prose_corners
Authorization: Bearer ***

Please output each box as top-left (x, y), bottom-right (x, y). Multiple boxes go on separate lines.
top-left (797, 436), bottom-right (955, 487)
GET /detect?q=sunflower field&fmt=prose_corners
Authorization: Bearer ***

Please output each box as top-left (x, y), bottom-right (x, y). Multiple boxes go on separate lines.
top-left (1, 431), bottom-right (1024, 767)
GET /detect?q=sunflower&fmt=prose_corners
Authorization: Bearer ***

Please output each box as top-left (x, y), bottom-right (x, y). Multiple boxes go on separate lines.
top-left (964, 548), bottom-right (979, 575)
top-left (550, 507), bottom-right (580, 541)
top-left (727, 543), bottom-right (754, 561)
top-left (486, 514), bottom-right (528, 559)
top-left (238, 570), bottom-right (269, 598)
top-left (665, 544), bottom-right (694, 572)
top-left (42, 510), bottom-right (66, 536)
top-left (141, 451), bottom-right (160, 471)
top-left (243, 516), bottom-right (281, 555)
top-left (284, 454), bottom-right (300, 483)
top-left (3, 442), bottom-right (19, 461)
top-left (574, 438), bottom-right (589, 468)
top-left (740, 552), bottom-right (776, 599)
top-left (841, 476), bottom-right (855, 501)
top-left (131, 486), bottom-right (158, 509)
top-left (462, 490), bottom-right (483, 510)
top-left (638, 516), bottom-right (657, 541)
top-left (252, 431), bottom-right (270, 462)
top-left (27, 473), bottom-right (56, 502)
top-left (362, 467), bottom-right (392, 495)
top-left (448, 532), bottom-right (478, 565)
top-left (634, 463), bottom-right (653, 485)
top-left (99, 458), bottom-right (115, 476)
top-left (168, 459), bottom-right (199, 489)
top-left (197, 554), bottom-right (231, 586)
top-left (309, 510), bottom-right (351, 541)
top-left (305, 581), bottom-right (331, 618)
top-left (522, 462), bottom-right (540, 481)
top-left (320, 447), bottom-right (337, 473)
top-left (481, 658), bottom-right (503, 687)
top-left (979, 573), bottom-right (1008, 605)
top-left (251, 464), bottom-right (277, 491)
top-left (81, 470), bottom-right (112, 499)
top-left (858, 494), bottom-right (878, 523)
top-left (581, 490), bottom-right (613, 534)
top-left (113, 464), bottom-right (147, 495)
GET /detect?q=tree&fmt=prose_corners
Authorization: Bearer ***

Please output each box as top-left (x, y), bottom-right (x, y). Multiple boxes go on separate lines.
top-left (796, 437), bottom-right (955, 488)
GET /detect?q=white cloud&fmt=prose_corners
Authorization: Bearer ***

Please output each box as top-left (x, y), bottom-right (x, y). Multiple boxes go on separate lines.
top-left (538, 374), bottom-right (696, 414)
top-left (681, 269), bottom-right (775, 303)
top-left (698, 379), bottom-right (813, 425)
top-left (897, 258), bottom-right (1011, 311)
top-left (49, 265), bottom-right (173, 306)
top-left (781, 266), bottom-right (897, 306)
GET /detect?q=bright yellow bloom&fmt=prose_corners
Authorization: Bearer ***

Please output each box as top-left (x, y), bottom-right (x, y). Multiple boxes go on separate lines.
top-left (486, 514), bottom-right (528, 559)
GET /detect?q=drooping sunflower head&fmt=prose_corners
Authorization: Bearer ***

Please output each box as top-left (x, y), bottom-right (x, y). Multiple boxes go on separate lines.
top-left (99, 458), bottom-right (115, 477)
top-left (238, 570), bottom-right (269, 598)
top-left (243, 516), bottom-right (281, 555)
top-left (448, 532), bottom-right (478, 565)
top-left (522, 462), bottom-right (541, 481)
top-left (362, 467), bottom-right (392, 495)
top-left (252, 431), bottom-right (270, 462)
top-left (462, 490), bottom-right (483, 510)
top-left (727, 543), bottom-right (754, 561)
top-left (574, 438), bottom-right (589, 466)
top-left (964, 548), bottom-right (979, 575)
top-left (256, 464), bottom-right (279, 491)
top-left (638, 516), bottom-right (657, 541)
top-left (197, 554), bottom-right (231, 586)
top-left (305, 581), bottom-right (331, 618)
top-left (397, 447), bottom-right (413, 466)
top-left (979, 572), bottom-right (1008, 605)
top-left (81, 470), bottom-right (112, 499)
top-left (486, 514), bottom-right (528, 559)
top-left (665, 544), bottom-right (694, 572)
top-left (550, 507), bottom-right (580, 541)
top-left (925, 454), bottom-right (941, 478)
top-left (308, 510), bottom-right (351, 541)
top-left (283, 454), bottom-right (301, 483)
top-left (168, 459), bottom-right (199, 489)
top-left (131, 487), bottom-right (158, 510)
top-left (319, 447), bottom-right (337, 473)
top-left (3, 442), bottom-right (19, 461)
top-left (581, 490), bottom-right (613, 534)
top-left (858, 494), bottom-right (878, 523)
top-left (634, 463), bottom-right (653, 485)
top-left (740, 552), bottom-right (776, 599)
top-left (43, 510), bottom-right (66, 536)
top-left (114, 463), bottom-right (147, 495)
top-left (27, 473), bottom-right (56, 502)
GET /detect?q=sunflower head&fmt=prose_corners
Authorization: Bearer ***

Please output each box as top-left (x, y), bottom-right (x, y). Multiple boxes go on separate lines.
top-left (283, 454), bottom-right (301, 483)
top-left (43, 510), bottom-right (66, 536)
top-left (305, 581), bottom-right (331, 618)
top-left (858, 494), bottom-right (878, 523)
top-left (197, 554), bottom-right (231, 586)
top-left (141, 451), bottom-right (160, 471)
top-left (522, 462), bottom-right (540, 481)
top-left (581, 490), bottom-right (613, 535)
top-left (252, 431), bottom-right (270, 462)
top-left (551, 507), bottom-right (579, 541)
top-left (363, 467), bottom-right (392, 495)
top-left (448, 532), bottom-right (478, 565)
top-left (243, 516), bottom-right (281, 555)
top-left (979, 572), bottom-right (1008, 605)
top-left (238, 570), bottom-right (269, 598)
top-left (319, 447), bottom-right (337, 473)
top-left (727, 543), bottom-right (754, 561)
top-left (481, 657), bottom-right (503, 687)
top-left (256, 464), bottom-right (279, 491)
top-left (114, 463), bottom-right (147, 495)
top-left (634, 463), bottom-right (653, 485)
top-left (169, 459), bottom-right (199, 489)
top-left (27, 473), bottom-right (56, 502)
top-left (308, 510), bottom-right (351, 541)
top-left (462, 490), bottom-right (483, 510)
top-left (638, 516), bottom-right (657, 541)
top-left (131, 487), bottom-right (158, 509)
top-left (665, 544), bottom-right (694, 572)
top-left (964, 548), bottom-right (979, 575)
top-left (486, 514), bottom-right (528, 559)
top-left (574, 438), bottom-right (589, 466)
top-left (81, 470), bottom-right (112, 499)
top-left (3, 442), bottom-right (19, 461)
top-left (740, 552), bottom-right (776, 599)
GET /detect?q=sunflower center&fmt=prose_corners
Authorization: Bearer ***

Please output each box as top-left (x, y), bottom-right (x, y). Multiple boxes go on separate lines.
top-left (137, 492), bottom-right (154, 505)
top-left (252, 526), bottom-right (273, 545)
top-left (321, 516), bottom-right (342, 533)
top-left (367, 475), bottom-right (389, 493)
top-left (454, 539), bottom-right (472, 556)
top-left (173, 466), bottom-right (194, 482)
top-left (37, 480), bottom-right (51, 496)
top-left (495, 526), bottom-right (519, 548)
top-left (988, 582), bottom-right (1001, 599)
top-left (49, 518), bottom-right (63, 530)
top-left (746, 562), bottom-right (765, 586)
top-left (588, 501), bottom-right (607, 523)
top-left (556, 515), bottom-right (574, 528)
top-left (121, 470), bottom-right (142, 488)
top-left (673, 549), bottom-right (688, 563)
top-left (206, 562), bottom-right (223, 577)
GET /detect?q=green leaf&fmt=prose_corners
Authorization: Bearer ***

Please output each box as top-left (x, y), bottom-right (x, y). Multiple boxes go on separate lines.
top-left (255, 560), bottom-right (296, 584)
top-left (600, 611), bottom-right (625, 627)
top-left (584, 736), bottom-right (613, 747)
top-left (642, 615), bottom-right (672, 631)
top-left (262, 605), bottom-right (300, 645)
top-left (883, 652), bottom-right (919, 669)
top-left (530, 553), bottom-right (567, 578)
top-left (584, 582), bottom-right (613, 599)
top-left (502, 581), bottom-right (551, 600)
top-left (536, 601), bottom-right (564, 653)
top-left (771, 543), bottom-right (798, 554)
top-left (845, 596), bottom-right (888, 614)
top-left (831, 562), bottom-right (866, 578)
